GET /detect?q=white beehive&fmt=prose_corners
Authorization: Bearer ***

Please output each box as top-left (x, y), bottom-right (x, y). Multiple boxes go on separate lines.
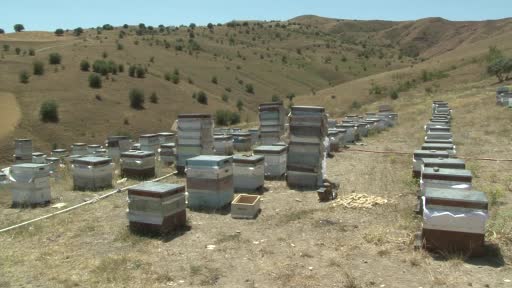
top-left (176, 114), bottom-right (214, 173)
top-left (157, 132), bottom-right (176, 145)
top-left (232, 132), bottom-right (252, 152)
top-left (51, 148), bottom-right (68, 159)
top-left (214, 135), bottom-right (234, 156)
top-left (87, 144), bottom-right (102, 155)
top-left (45, 157), bottom-right (60, 174)
top-left (259, 102), bottom-right (285, 145)
top-left (139, 134), bottom-right (160, 153)
top-left (71, 143), bottom-right (88, 156)
top-left (121, 151), bottom-right (156, 179)
top-left (253, 145), bottom-right (287, 179)
top-left (420, 167), bottom-right (472, 195)
top-left (106, 136), bottom-right (131, 162)
top-left (72, 157), bottom-right (113, 191)
top-left (233, 155), bottom-right (265, 192)
top-left (32, 152), bottom-right (47, 164)
top-left (159, 143), bottom-right (176, 165)
top-left (10, 163), bottom-right (51, 206)
top-left (14, 139), bottom-right (33, 164)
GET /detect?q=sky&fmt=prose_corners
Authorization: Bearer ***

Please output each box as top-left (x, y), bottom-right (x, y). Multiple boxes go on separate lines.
top-left (1, 0), bottom-right (510, 32)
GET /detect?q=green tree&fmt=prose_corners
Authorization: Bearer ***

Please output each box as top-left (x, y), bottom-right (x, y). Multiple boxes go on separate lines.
top-left (286, 92), bottom-right (296, 102)
top-left (196, 91), bottom-right (208, 104)
top-left (271, 95), bottom-right (280, 102)
top-left (0, 28), bottom-right (5, 34)
top-left (15, 47), bottom-right (21, 55)
top-left (80, 59), bottom-right (90, 71)
top-left (33, 61), bottom-right (45, 75)
top-left (486, 46), bottom-right (504, 64)
top-left (129, 88), bottom-right (145, 109)
top-left (88, 73), bottom-right (102, 88)
top-left (136, 66), bottom-right (145, 78)
top-left (73, 27), bottom-right (84, 36)
top-left (19, 70), bottom-right (30, 83)
top-left (28, 48), bottom-right (35, 56)
top-left (236, 99), bottom-right (243, 111)
top-left (49, 52), bottom-right (62, 65)
top-left (487, 58), bottom-right (512, 82)
top-left (40, 100), bottom-right (59, 122)
top-left (245, 83), bottom-right (254, 94)
top-left (55, 28), bottom-right (64, 36)
top-left (13, 24), bottom-right (25, 32)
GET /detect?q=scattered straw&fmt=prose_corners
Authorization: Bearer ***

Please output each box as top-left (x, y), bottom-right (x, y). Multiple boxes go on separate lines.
top-left (332, 193), bottom-right (388, 209)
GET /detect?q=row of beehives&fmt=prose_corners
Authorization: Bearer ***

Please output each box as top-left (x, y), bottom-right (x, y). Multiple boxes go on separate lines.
top-left (412, 100), bottom-right (488, 256)
top-left (496, 85), bottom-right (512, 107)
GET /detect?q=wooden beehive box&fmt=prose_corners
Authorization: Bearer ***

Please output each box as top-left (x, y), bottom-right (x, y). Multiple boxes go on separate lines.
top-left (120, 151), bottom-right (156, 179)
top-left (233, 155), bottom-right (264, 192)
top-left (420, 167), bottom-right (472, 195)
top-left (72, 156), bottom-right (113, 191)
top-left (412, 150), bottom-right (450, 178)
top-left (231, 194), bottom-right (261, 219)
top-left (127, 182), bottom-right (187, 235)
top-left (421, 143), bottom-right (456, 155)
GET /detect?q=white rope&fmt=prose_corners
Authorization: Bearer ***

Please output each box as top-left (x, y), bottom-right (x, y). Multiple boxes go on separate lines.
top-left (0, 172), bottom-right (175, 233)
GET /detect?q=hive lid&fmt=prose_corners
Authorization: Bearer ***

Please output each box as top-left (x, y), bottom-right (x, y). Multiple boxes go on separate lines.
top-left (424, 187), bottom-right (487, 209)
top-left (233, 155), bottom-right (264, 164)
top-left (15, 138), bottom-right (31, 142)
top-left (158, 132), bottom-right (175, 136)
top-left (88, 144), bottom-right (101, 148)
top-left (46, 157), bottom-right (60, 161)
top-left (11, 163), bottom-right (49, 170)
top-left (186, 155), bottom-right (233, 167)
top-left (422, 167), bottom-right (472, 181)
top-left (291, 106), bottom-right (325, 113)
top-left (413, 150), bottom-right (450, 158)
top-left (108, 135), bottom-right (130, 140)
top-left (232, 132), bottom-right (251, 137)
top-left (424, 139), bottom-right (453, 144)
top-left (72, 143), bottom-right (87, 147)
top-left (52, 148), bottom-right (67, 153)
top-left (214, 135), bottom-right (233, 140)
top-left (72, 156), bottom-right (112, 166)
top-left (426, 131), bottom-right (452, 136)
top-left (121, 151), bottom-right (155, 158)
top-left (32, 152), bottom-right (45, 157)
top-left (178, 113), bottom-right (212, 119)
top-left (253, 145), bottom-right (287, 154)
top-left (129, 182), bottom-right (185, 198)
top-left (422, 158), bottom-right (465, 168)
top-left (421, 143), bottom-right (454, 150)
top-left (140, 134), bottom-right (158, 138)
top-left (160, 143), bottom-right (176, 148)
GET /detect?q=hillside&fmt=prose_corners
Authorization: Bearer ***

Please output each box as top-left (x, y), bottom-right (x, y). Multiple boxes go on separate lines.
top-left (0, 16), bottom-right (512, 163)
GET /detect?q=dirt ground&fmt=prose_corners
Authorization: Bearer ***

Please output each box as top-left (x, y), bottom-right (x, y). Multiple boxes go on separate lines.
top-left (0, 92), bottom-right (21, 140)
top-left (0, 84), bottom-right (511, 288)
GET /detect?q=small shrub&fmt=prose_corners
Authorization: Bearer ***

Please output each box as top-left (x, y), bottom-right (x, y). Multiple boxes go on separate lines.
top-left (19, 70), bottom-right (30, 83)
top-left (88, 73), bottom-right (102, 88)
top-left (222, 94), bottom-right (229, 102)
top-left (49, 52), bottom-right (62, 65)
top-left (196, 91), bottom-right (208, 104)
top-left (150, 92), bottom-right (158, 103)
top-left (92, 59), bottom-right (116, 75)
top-left (390, 90), bottom-right (399, 100)
top-left (187, 77), bottom-right (194, 84)
top-left (128, 65), bottom-right (136, 77)
top-left (136, 66), bottom-right (145, 78)
top-left (102, 51), bottom-right (108, 59)
top-left (33, 61), bottom-right (45, 75)
top-left (236, 99), bottom-right (243, 111)
top-left (2, 44), bottom-right (9, 52)
top-left (80, 59), bottom-right (90, 71)
top-left (117, 43), bottom-right (124, 50)
top-left (55, 28), bottom-right (64, 36)
top-left (15, 47), bottom-right (21, 55)
top-left (149, 56), bottom-right (154, 63)
top-left (271, 95), bottom-right (280, 102)
top-left (95, 94), bottom-right (102, 101)
top-left (0, 28), bottom-right (4, 34)
top-left (118, 64), bottom-right (124, 73)
top-left (129, 88), bottom-right (145, 109)
top-left (211, 76), bottom-right (218, 84)
top-left (245, 83), bottom-right (254, 94)
top-left (40, 100), bottom-right (59, 122)
top-left (73, 27), bottom-right (84, 36)
top-left (28, 48), bottom-right (35, 56)
top-left (215, 110), bottom-right (240, 126)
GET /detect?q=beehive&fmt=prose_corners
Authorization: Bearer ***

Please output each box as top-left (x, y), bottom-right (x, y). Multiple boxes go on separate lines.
top-left (51, 148), bottom-right (68, 159)
top-left (258, 102), bottom-right (286, 145)
top-left (14, 138), bottom-right (33, 164)
top-left (214, 135), bottom-right (234, 156)
top-left (10, 163), bottom-right (51, 206)
top-left (425, 131), bottom-right (453, 141)
top-left (420, 167), bottom-right (472, 195)
top-left (127, 182), bottom-right (186, 235)
top-left (424, 138), bottom-right (453, 145)
top-left (327, 129), bottom-right (342, 152)
top-left (176, 114), bottom-right (214, 173)
top-left (248, 128), bottom-right (260, 145)
top-left (139, 134), bottom-right (160, 153)
top-left (233, 155), bottom-right (264, 192)
top-left (231, 194), bottom-right (261, 219)
top-left (356, 122), bottom-right (369, 137)
top-left (287, 106), bottom-right (327, 189)
top-left (422, 188), bottom-right (487, 256)
top-left (335, 123), bottom-right (356, 143)
top-left (186, 155), bottom-right (234, 210)
top-left (421, 158), bottom-right (465, 170)
top-left (45, 157), bottom-right (60, 173)
top-left (157, 132), bottom-right (176, 145)
top-left (421, 143), bottom-right (456, 155)
top-left (253, 145), bottom-right (287, 179)
top-left (71, 143), bottom-right (88, 156)
top-left (106, 136), bottom-right (131, 162)
top-left (121, 151), bottom-right (156, 179)
top-left (32, 152), bottom-right (46, 164)
top-left (72, 157), bottom-right (113, 191)
top-left (232, 132), bottom-right (252, 152)
top-left (87, 144), bottom-right (102, 155)
top-left (94, 149), bottom-right (108, 157)
top-left (159, 143), bottom-right (176, 165)
top-left (412, 150), bottom-right (450, 178)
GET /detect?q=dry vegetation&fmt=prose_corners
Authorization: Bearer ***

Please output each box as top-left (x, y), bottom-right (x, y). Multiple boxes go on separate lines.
top-left (1, 15), bottom-right (512, 287)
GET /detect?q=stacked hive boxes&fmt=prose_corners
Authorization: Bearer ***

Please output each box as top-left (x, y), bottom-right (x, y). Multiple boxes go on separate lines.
top-left (139, 134), bottom-right (160, 153)
top-left (159, 143), bottom-right (176, 165)
top-left (120, 151), bottom-right (156, 179)
top-left (258, 102), bottom-right (286, 145)
top-left (287, 106), bottom-right (327, 188)
top-left (72, 156), bottom-right (113, 191)
top-left (214, 135), bottom-right (234, 156)
top-left (14, 139), bottom-right (33, 164)
top-left (248, 128), bottom-right (260, 146)
top-left (233, 155), bottom-right (265, 192)
top-left (186, 155), bottom-right (234, 210)
top-left (232, 131), bottom-right (252, 152)
top-left (106, 136), bottom-right (131, 162)
top-left (10, 163), bottom-right (51, 206)
top-left (127, 182), bottom-right (186, 234)
top-left (32, 152), bottom-right (46, 164)
top-left (176, 114), bottom-right (214, 174)
top-left (253, 145), bottom-right (287, 179)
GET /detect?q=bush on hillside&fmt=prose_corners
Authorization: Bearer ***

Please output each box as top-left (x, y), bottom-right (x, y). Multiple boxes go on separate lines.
top-left (196, 91), bottom-right (208, 105)
top-left (92, 60), bottom-right (117, 75)
top-left (150, 92), bottom-right (158, 103)
top-left (487, 58), bottom-right (512, 82)
top-left (15, 47), bottom-right (21, 55)
top-left (102, 24), bottom-right (114, 30)
top-left (222, 94), bottom-right (229, 102)
top-left (28, 48), bottom-right (35, 56)
top-left (3, 44), bottom-right (9, 52)
top-left (55, 28), bottom-right (64, 36)
top-left (19, 70), bottom-right (29, 83)
top-left (40, 100), bottom-right (59, 122)
top-left (88, 73), bottom-right (102, 88)
top-left (33, 61), bottom-right (45, 75)
top-left (236, 99), bottom-right (243, 111)
top-left (49, 53), bottom-right (62, 65)
top-left (212, 76), bottom-right (218, 84)
top-left (73, 27), bottom-right (84, 36)
top-left (129, 88), bottom-right (145, 109)
top-left (245, 83), bottom-right (254, 94)
top-left (0, 29), bottom-right (4, 34)
top-left (14, 24), bottom-right (25, 32)
top-left (390, 90), bottom-right (399, 100)
top-left (271, 95), bottom-right (280, 102)
top-left (80, 59), bottom-right (90, 71)
top-left (136, 66), bottom-right (145, 78)
top-left (215, 110), bottom-right (241, 126)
